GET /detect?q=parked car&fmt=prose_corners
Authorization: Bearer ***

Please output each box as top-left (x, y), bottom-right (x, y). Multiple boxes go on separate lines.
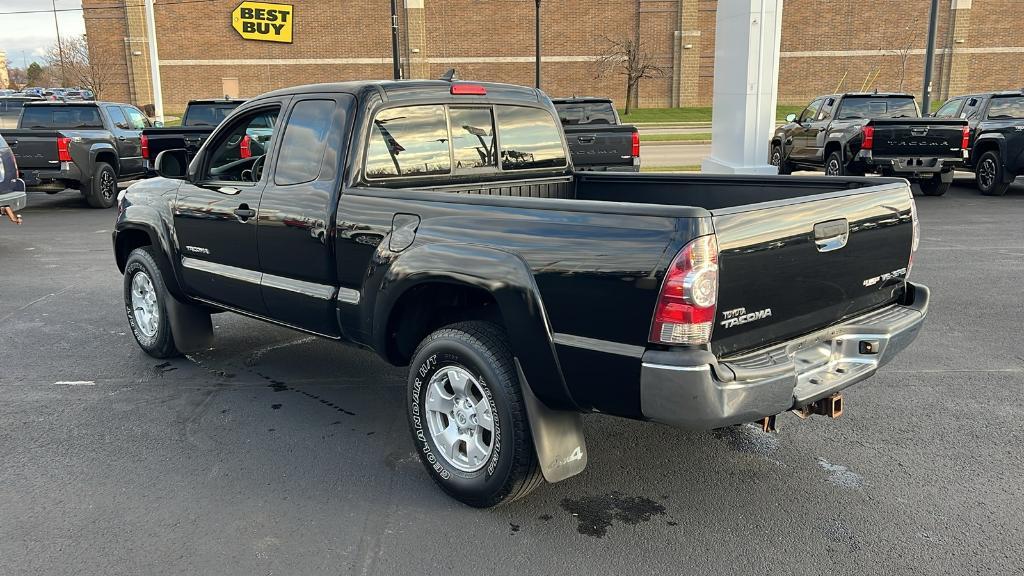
top-left (0, 101), bottom-right (151, 208)
top-left (141, 98), bottom-right (246, 172)
top-left (63, 90), bottom-right (85, 102)
top-left (551, 96), bottom-right (639, 171)
top-left (934, 90), bottom-right (1024, 196)
top-left (771, 92), bottom-right (969, 196)
top-left (0, 134), bottom-right (26, 224)
top-left (113, 79), bottom-right (928, 507)
top-left (0, 95), bottom-right (44, 128)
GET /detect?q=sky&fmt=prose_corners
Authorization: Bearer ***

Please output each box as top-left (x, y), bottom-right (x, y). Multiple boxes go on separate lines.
top-left (0, 0), bottom-right (86, 68)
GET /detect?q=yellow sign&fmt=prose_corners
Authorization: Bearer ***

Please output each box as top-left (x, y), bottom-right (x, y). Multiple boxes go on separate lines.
top-left (232, 2), bottom-right (293, 43)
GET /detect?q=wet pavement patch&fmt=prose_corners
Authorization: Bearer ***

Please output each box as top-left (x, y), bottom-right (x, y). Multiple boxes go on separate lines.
top-left (560, 492), bottom-right (667, 537)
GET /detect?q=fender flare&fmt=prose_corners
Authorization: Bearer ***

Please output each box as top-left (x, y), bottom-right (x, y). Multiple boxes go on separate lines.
top-left (114, 204), bottom-right (186, 300)
top-left (374, 242), bottom-right (588, 483)
top-left (972, 134), bottom-right (1011, 181)
top-left (89, 143), bottom-right (119, 174)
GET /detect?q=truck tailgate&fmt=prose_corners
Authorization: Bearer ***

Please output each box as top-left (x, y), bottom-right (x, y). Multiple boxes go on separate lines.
top-left (869, 118), bottom-right (967, 158)
top-left (710, 182), bottom-right (914, 357)
top-left (562, 125), bottom-right (636, 168)
top-left (0, 130), bottom-right (61, 170)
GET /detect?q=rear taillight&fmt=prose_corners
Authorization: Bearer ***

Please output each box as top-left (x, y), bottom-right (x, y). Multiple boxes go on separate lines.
top-left (57, 137), bottom-right (72, 162)
top-left (649, 235), bottom-right (719, 346)
top-left (907, 195), bottom-right (920, 279)
top-left (961, 126), bottom-right (970, 150)
top-left (239, 135), bottom-right (252, 159)
top-left (631, 130), bottom-right (640, 158)
top-left (141, 134), bottom-right (149, 159)
top-left (861, 126), bottom-right (874, 150)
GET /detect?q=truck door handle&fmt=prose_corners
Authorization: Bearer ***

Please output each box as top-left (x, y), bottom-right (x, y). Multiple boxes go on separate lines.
top-left (233, 205), bottom-right (256, 221)
top-left (217, 186), bottom-right (240, 195)
top-left (577, 135), bottom-right (595, 144)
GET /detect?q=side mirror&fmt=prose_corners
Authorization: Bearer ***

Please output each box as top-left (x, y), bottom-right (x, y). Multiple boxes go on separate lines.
top-left (152, 120), bottom-right (164, 128)
top-left (154, 149), bottom-right (188, 180)
top-left (786, 113), bottom-right (798, 123)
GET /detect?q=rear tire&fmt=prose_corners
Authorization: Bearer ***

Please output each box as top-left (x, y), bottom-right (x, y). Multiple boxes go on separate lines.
top-left (918, 174), bottom-right (951, 197)
top-left (123, 247), bottom-right (181, 358)
top-left (407, 321), bottom-right (543, 508)
top-left (770, 144), bottom-right (792, 175)
top-left (975, 151), bottom-right (1010, 196)
top-left (82, 162), bottom-right (117, 208)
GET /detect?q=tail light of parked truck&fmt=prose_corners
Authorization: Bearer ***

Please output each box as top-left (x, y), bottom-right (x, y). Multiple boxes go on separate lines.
top-left (57, 137), bottom-right (72, 162)
top-left (649, 235), bottom-right (719, 345)
top-left (631, 130), bottom-right (640, 158)
top-left (141, 135), bottom-right (149, 160)
top-left (240, 135), bottom-right (252, 159)
top-left (861, 126), bottom-right (874, 150)
top-left (961, 125), bottom-right (970, 150)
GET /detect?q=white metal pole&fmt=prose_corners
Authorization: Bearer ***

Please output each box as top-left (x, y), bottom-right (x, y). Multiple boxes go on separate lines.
top-left (143, 0), bottom-right (164, 121)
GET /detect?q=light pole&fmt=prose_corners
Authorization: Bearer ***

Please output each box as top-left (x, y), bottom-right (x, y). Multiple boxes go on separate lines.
top-left (51, 0), bottom-right (67, 86)
top-left (144, 0), bottom-right (164, 121)
top-left (534, 0), bottom-right (541, 89)
top-left (390, 0), bottom-right (402, 79)
top-left (921, 0), bottom-right (939, 114)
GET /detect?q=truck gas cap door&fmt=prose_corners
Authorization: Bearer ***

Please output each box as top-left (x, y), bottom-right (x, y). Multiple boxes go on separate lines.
top-left (813, 218), bottom-right (849, 252)
top-left (389, 213), bottom-right (420, 252)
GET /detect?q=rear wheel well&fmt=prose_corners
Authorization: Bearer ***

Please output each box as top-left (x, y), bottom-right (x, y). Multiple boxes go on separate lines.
top-left (972, 140), bottom-right (1000, 165)
top-left (386, 282), bottom-right (502, 366)
top-left (824, 141), bottom-right (842, 160)
top-left (115, 229), bottom-right (153, 272)
top-left (94, 151), bottom-right (119, 175)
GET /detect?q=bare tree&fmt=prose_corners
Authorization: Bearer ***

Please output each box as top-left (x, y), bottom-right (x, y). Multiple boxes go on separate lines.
top-left (44, 34), bottom-right (115, 96)
top-left (595, 36), bottom-right (666, 115)
top-left (893, 23), bottom-right (918, 91)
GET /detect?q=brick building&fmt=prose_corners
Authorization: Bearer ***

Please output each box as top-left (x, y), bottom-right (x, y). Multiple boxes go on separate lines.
top-left (83, 0), bottom-right (1024, 113)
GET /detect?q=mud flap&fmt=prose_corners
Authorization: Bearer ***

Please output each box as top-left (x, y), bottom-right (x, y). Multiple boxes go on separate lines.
top-left (165, 294), bottom-right (213, 353)
top-left (515, 359), bottom-right (587, 483)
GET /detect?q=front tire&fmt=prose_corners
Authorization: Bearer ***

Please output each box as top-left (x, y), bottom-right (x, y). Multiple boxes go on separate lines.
top-left (82, 162), bottom-right (117, 208)
top-left (123, 247), bottom-right (180, 358)
top-left (770, 144), bottom-right (792, 175)
top-left (407, 321), bottom-right (543, 507)
top-left (975, 151), bottom-right (1010, 196)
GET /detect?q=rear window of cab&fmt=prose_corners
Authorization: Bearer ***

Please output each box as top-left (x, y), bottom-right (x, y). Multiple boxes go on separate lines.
top-left (364, 104), bottom-right (566, 180)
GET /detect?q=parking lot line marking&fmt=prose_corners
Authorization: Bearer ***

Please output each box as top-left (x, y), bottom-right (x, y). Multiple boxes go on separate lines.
top-left (54, 381), bottom-right (96, 386)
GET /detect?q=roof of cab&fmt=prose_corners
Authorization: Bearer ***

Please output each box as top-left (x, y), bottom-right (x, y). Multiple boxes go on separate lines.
top-left (253, 79), bottom-right (542, 103)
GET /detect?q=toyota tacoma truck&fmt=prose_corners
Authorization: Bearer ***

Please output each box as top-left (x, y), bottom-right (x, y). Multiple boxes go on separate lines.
top-left (771, 92), bottom-right (968, 196)
top-left (934, 90), bottom-right (1024, 196)
top-left (552, 97), bottom-right (640, 171)
top-left (141, 98), bottom-right (247, 173)
top-left (113, 80), bottom-right (929, 507)
top-left (0, 101), bottom-right (151, 208)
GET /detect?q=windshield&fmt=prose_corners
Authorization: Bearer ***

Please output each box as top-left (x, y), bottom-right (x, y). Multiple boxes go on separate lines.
top-left (183, 105), bottom-right (239, 126)
top-left (986, 96), bottom-right (1024, 120)
top-left (836, 97), bottom-right (919, 119)
top-left (20, 106), bottom-right (104, 129)
top-left (554, 101), bottom-right (617, 125)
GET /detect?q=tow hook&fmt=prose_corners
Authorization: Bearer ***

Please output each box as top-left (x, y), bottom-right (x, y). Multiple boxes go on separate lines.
top-left (793, 393), bottom-right (844, 420)
top-left (3, 206), bottom-right (22, 225)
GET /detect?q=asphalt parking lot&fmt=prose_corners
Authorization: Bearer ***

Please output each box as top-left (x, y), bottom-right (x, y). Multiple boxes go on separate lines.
top-left (1, 178), bottom-right (1022, 575)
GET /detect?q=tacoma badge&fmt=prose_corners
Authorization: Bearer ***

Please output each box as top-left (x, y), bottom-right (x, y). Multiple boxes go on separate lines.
top-left (720, 307), bottom-right (773, 328)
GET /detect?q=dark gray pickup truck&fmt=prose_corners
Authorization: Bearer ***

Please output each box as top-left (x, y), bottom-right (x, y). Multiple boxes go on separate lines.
top-left (552, 97), bottom-right (639, 171)
top-left (114, 79), bottom-right (929, 507)
top-left (142, 98), bottom-right (246, 173)
top-left (0, 101), bottom-right (151, 208)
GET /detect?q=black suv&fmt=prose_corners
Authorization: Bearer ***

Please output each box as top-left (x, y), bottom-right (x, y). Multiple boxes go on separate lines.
top-left (935, 91), bottom-right (1024, 196)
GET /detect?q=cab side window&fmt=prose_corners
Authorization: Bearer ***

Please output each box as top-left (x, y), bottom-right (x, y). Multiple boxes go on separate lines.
top-left (107, 106), bottom-right (129, 129)
top-left (962, 98), bottom-right (982, 120)
top-left (799, 99), bottom-right (824, 123)
top-left (204, 106), bottom-right (281, 182)
top-left (123, 107), bottom-right (149, 130)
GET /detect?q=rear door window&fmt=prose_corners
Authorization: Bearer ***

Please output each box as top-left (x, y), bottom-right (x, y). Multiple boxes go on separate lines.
top-left (274, 99), bottom-right (338, 185)
top-left (935, 98), bottom-right (964, 118)
top-left (449, 107), bottom-right (497, 173)
top-left (986, 96), bottom-right (1024, 120)
top-left (495, 106), bottom-right (566, 170)
top-left (365, 105), bottom-right (451, 179)
top-left (107, 106), bottom-right (129, 129)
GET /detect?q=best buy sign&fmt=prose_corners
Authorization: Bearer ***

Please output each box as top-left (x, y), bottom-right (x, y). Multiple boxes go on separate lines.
top-left (232, 2), bottom-right (293, 43)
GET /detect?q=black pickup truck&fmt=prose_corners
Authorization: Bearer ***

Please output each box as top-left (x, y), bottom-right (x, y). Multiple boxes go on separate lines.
top-left (141, 98), bottom-right (246, 173)
top-left (934, 91), bottom-right (1024, 196)
top-left (771, 93), bottom-right (969, 196)
top-left (552, 97), bottom-right (639, 171)
top-left (0, 101), bottom-right (151, 208)
top-left (113, 80), bottom-right (929, 507)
